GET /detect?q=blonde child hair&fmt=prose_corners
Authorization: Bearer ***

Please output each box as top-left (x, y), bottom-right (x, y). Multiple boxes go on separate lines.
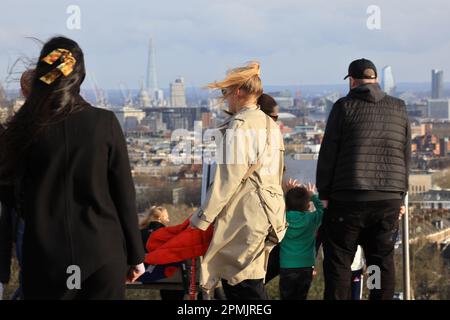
top-left (139, 206), bottom-right (169, 229)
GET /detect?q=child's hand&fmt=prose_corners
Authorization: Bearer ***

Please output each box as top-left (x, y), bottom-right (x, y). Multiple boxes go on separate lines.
top-left (399, 206), bottom-right (406, 220)
top-left (283, 178), bottom-right (301, 193)
top-left (305, 183), bottom-right (316, 197)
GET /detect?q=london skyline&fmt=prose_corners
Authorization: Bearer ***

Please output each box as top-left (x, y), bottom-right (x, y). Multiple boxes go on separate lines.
top-left (1, 0), bottom-right (450, 90)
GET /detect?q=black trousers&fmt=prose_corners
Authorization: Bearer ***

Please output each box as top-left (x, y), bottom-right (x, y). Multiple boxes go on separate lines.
top-left (221, 278), bottom-right (269, 300)
top-left (279, 267), bottom-right (313, 300)
top-left (265, 244), bottom-right (280, 284)
top-left (323, 199), bottom-right (401, 300)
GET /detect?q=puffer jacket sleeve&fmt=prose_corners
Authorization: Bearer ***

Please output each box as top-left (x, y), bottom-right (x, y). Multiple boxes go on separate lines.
top-left (316, 101), bottom-right (345, 200)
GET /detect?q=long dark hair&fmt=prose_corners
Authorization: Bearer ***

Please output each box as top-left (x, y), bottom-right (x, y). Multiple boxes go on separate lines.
top-left (0, 36), bottom-right (88, 181)
top-left (257, 93), bottom-right (278, 116)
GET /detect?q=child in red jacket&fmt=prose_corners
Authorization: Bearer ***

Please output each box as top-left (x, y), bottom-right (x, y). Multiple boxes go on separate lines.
top-left (139, 206), bottom-right (185, 300)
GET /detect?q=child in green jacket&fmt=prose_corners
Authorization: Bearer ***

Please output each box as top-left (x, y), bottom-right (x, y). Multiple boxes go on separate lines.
top-left (280, 183), bottom-right (324, 300)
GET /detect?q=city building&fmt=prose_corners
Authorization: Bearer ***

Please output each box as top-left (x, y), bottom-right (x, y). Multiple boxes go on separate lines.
top-left (269, 90), bottom-right (294, 109)
top-left (431, 69), bottom-right (444, 99)
top-left (146, 38), bottom-right (158, 97)
top-left (170, 77), bottom-right (187, 107)
top-left (143, 106), bottom-right (208, 131)
top-left (381, 65), bottom-right (396, 96)
top-left (137, 81), bottom-right (152, 108)
top-left (411, 123), bottom-right (428, 139)
top-left (412, 132), bottom-right (441, 156)
top-left (440, 137), bottom-right (450, 156)
top-left (409, 172), bottom-right (433, 194)
top-left (114, 106), bottom-right (146, 131)
top-left (140, 112), bottom-right (167, 134)
top-left (409, 190), bottom-right (450, 210)
top-left (153, 89), bottom-right (166, 107)
top-left (407, 103), bottom-right (428, 118)
top-left (430, 122), bottom-right (450, 139)
top-left (201, 112), bottom-right (213, 129)
top-left (428, 99), bottom-right (450, 120)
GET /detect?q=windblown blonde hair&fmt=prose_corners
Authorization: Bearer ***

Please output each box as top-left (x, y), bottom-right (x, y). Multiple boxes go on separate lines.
top-left (207, 61), bottom-right (263, 97)
top-left (139, 206), bottom-right (168, 229)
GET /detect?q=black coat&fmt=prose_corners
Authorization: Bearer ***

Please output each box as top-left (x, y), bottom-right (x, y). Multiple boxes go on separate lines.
top-left (0, 204), bottom-right (13, 283)
top-left (140, 221), bottom-right (166, 252)
top-left (317, 83), bottom-right (411, 203)
top-left (0, 124), bottom-right (13, 284)
top-left (0, 104), bottom-right (145, 296)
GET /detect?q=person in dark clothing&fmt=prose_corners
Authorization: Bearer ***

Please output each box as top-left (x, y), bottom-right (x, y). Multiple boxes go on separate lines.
top-left (316, 58), bottom-right (411, 300)
top-left (0, 203), bottom-right (25, 300)
top-left (0, 37), bottom-right (145, 300)
top-left (0, 69), bottom-right (34, 300)
top-left (0, 201), bottom-right (12, 299)
top-left (0, 125), bottom-right (13, 300)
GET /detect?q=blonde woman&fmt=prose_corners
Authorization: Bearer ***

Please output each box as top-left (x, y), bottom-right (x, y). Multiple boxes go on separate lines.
top-left (190, 62), bottom-right (287, 300)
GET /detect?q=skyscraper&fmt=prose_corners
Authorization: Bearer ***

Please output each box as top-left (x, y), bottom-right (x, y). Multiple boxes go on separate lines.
top-left (170, 77), bottom-right (187, 107)
top-left (381, 65), bottom-right (396, 96)
top-left (431, 69), bottom-right (444, 99)
top-left (146, 38), bottom-right (158, 97)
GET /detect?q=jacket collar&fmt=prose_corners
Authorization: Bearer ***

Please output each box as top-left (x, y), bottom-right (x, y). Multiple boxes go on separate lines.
top-left (234, 104), bottom-right (259, 120)
top-left (219, 104), bottom-right (259, 127)
top-left (347, 83), bottom-right (386, 103)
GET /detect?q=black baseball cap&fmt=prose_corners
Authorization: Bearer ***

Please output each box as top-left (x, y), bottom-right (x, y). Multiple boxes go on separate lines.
top-left (344, 58), bottom-right (377, 80)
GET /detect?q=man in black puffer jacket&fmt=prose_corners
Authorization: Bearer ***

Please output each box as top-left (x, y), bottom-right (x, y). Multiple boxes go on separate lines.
top-left (317, 58), bottom-right (411, 300)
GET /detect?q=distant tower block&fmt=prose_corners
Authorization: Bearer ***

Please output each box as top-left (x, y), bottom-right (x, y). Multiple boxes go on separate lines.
top-left (431, 69), bottom-right (444, 99)
top-left (146, 38), bottom-right (158, 96)
top-left (170, 77), bottom-right (187, 107)
top-left (382, 66), bottom-right (396, 96)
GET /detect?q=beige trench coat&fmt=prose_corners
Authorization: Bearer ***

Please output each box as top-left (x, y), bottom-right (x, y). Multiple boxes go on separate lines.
top-left (190, 104), bottom-right (286, 293)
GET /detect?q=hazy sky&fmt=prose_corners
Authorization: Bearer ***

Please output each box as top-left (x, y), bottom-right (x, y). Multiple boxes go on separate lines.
top-left (1, 0), bottom-right (449, 90)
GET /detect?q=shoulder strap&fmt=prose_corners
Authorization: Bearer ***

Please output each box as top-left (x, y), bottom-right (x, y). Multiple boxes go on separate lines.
top-left (241, 115), bottom-right (271, 183)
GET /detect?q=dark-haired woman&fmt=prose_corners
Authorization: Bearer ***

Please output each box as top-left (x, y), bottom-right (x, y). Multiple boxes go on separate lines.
top-left (257, 93), bottom-right (279, 123)
top-left (0, 37), bottom-right (144, 299)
